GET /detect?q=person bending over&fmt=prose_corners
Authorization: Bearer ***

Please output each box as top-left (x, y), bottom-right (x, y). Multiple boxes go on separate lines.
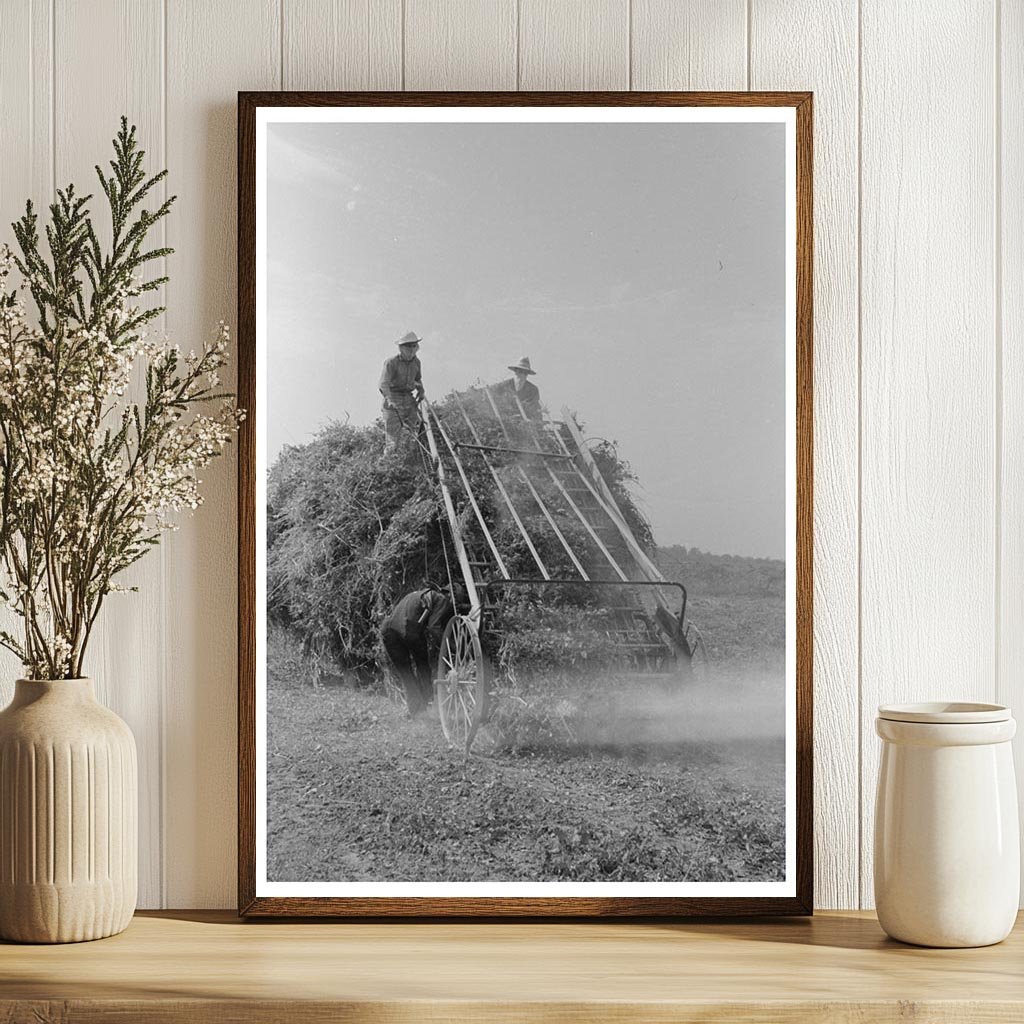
top-left (380, 586), bottom-right (455, 716)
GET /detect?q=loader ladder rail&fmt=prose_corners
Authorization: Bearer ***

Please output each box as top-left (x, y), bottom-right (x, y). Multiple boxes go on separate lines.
top-left (558, 407), bottom-right (676, 597)
top-left (534, 405), bottom-right (680, 617)
top-left (480, 578), bottom-right (687, 670)
top-left (420, 400), bottom-right (483, 621)
top-left (500, 394), bottom-right (687, 645)
top-left (451, 392), bottom-right (551, 580)
top-left (498, 389), bottom-right (676, 609)
top-left (482, 387), bottom-right (681, 661)
top-left (431, 411), bottom-right (510, 580)
top-left (425, 388), bottom-right (691, 655)
top-left (483, 385), bottom-right (628, 582)
top-left (482, 577), bottom-right (686, 614)
top-left (481, 386), bottom-right (592, 582)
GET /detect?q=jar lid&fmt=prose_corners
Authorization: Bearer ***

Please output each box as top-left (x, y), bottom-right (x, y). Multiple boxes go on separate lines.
top-left (877, 701), bottom-right (1011, 724)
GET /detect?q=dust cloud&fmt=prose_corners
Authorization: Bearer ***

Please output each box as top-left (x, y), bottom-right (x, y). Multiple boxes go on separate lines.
top-left (573, 669), bottom-right (787, 751)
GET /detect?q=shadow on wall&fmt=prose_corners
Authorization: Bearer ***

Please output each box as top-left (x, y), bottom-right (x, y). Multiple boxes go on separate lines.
top-left (163, 99), bottom-right (241, 904)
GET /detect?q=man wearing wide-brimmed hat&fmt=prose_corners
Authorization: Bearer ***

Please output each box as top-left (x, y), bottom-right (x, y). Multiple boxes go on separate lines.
top-left (379, 331), bottom-right (425, 448)
top-left (502, 356), bottom-right (542, 421)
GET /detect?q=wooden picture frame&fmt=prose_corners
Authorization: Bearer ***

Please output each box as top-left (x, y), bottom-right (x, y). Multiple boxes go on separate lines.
top-left (238, 91), bottom-right (813, 917)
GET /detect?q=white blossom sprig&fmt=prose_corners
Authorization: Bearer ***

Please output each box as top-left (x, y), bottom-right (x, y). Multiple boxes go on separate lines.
top-left (0, 118), bottom-right (242, 680)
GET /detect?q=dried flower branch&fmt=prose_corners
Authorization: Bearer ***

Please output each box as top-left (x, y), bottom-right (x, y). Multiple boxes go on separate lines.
top-left (0, 117), bottom-right (242, 679)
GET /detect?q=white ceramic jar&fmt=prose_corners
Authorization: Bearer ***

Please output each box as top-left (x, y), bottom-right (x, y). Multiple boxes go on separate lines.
top-left (874, 702), bottom-right (1019, 947)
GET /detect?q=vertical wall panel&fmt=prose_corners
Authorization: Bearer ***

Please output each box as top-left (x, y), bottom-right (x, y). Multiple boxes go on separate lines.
top-left (0, 1), bottom-right (53, 701)
top-left (751, 0), bottom-right (860, 910)
top-left (860, 1), bottom-right (997, 908)
top-left (519, 0), bottom-right (628, 90)
top-left (404, 0), bottom-right (516, 90)
top-left (164, 0), bottom-right (280, 908)
top-left (0, 0), bottom-right (51, 231)
top-left (631, 0), bottom-right (746, 90)
top-left (51, 0), bottom-right (166, 910)
top-left (0, 0), bottom-right (1015, 912)
top-left (284, 0), bottom-right (402, 90)
top-left (1000, 0), bottom-right (1024, 902)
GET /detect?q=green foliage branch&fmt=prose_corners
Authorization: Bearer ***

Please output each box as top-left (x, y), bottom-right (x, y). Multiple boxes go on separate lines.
top-left (0, 118), bottom-right (241, 679)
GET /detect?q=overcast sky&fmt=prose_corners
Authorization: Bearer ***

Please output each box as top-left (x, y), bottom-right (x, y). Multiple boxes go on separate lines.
top-left (267, 120), bottom-right (786, 558)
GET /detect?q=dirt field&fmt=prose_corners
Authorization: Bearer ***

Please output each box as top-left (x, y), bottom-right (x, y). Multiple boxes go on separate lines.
top-left (266, 627), bottom-right (786, 882)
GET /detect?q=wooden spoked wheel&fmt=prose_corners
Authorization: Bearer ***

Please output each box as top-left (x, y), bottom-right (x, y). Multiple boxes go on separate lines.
top-left (435, 615), bottom-right (489, 752)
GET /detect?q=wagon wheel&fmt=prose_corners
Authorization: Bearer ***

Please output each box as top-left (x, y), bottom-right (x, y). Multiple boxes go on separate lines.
top-left (435, 615), bottom-right (489, 752)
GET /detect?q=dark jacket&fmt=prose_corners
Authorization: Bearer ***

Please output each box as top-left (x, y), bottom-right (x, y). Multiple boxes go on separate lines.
top-left (499, 377), bottom-right (541, 420)
top-left (382, 589), bottom-right (454, 649)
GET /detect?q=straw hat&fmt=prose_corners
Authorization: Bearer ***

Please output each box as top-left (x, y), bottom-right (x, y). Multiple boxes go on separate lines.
top-left (507, 356), bottom-right (536, 375)
top-left (396, 331), bottom-right (422, 347)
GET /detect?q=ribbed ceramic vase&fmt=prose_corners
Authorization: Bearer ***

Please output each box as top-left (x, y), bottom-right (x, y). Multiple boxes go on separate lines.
top-left (874, 702), bottom-right (1019, 948)
top-left (0, 678), bottom-right (137, 942)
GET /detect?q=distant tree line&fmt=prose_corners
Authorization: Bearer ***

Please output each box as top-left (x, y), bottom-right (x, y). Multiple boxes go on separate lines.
top-left (657, 545), bottom-right (785, 599)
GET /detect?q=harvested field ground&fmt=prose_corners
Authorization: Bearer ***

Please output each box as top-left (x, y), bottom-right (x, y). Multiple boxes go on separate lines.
top-left (267, 608), bottom-right (787, 883)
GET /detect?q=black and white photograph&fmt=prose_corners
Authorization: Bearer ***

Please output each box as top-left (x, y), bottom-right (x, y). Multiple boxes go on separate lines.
top-left (244, 97), bottom-right (809, 913)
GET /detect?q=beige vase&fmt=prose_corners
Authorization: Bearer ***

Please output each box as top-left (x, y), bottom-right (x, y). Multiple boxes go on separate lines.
top-left (0, 678), bottom-right (137, 942)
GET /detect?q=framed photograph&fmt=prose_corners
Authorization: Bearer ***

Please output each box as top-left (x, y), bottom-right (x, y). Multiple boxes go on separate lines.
top-left (238, 91), bottom-right (812, 917)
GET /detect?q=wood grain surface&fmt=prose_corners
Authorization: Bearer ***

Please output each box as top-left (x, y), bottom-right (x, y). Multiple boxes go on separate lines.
top-left (751, 0), bottom-right (860, 911)
top-left (404, 0), bottom-right (516, 90)
top-left (2, 910), bottom-right (1024, 1023)
top-left (283, 0), bottom-right (402, 91)
top-left (52, 0), bottom-right (167, 914)
top-left (631, 0), bottom-right (747, 91)
top-left (858, 0), bottom-right (998, 909)
top-left (0, 3), bottom-right (53, 698)
top-left (164, 0), bottom-right (280, 909)
top-left (1001, 0), bottom-right (1024, 900)
top-left (518, 0), bottom-right (629, 90)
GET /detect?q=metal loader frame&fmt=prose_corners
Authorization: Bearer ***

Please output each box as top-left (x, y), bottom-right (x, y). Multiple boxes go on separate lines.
top-left (421, 386), bottom-right (703, 752)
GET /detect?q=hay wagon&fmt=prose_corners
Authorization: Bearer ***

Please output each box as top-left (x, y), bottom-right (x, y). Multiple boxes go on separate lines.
top-left (420, 386), bottom-right (706, 752)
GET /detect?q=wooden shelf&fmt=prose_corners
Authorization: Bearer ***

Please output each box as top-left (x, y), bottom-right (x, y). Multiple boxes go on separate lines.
top-left (2, 910), bottom-right (1023, 1022)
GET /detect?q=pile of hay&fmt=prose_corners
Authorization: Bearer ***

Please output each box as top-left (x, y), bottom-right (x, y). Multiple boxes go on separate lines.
top-left (267, 387), bottom-right (655, 682)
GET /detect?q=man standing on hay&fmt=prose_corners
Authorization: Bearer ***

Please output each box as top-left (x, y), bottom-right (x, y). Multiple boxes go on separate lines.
top-left (380, 586), bottom-right (458, 717)
top-left (379, 331), bottom-right (425, 448)
top-left (500, 356), bottom-right (542, 420)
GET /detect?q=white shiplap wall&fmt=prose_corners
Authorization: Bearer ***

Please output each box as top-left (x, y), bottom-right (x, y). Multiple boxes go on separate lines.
top-left (0, 0), bottom-right (1017, 911)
